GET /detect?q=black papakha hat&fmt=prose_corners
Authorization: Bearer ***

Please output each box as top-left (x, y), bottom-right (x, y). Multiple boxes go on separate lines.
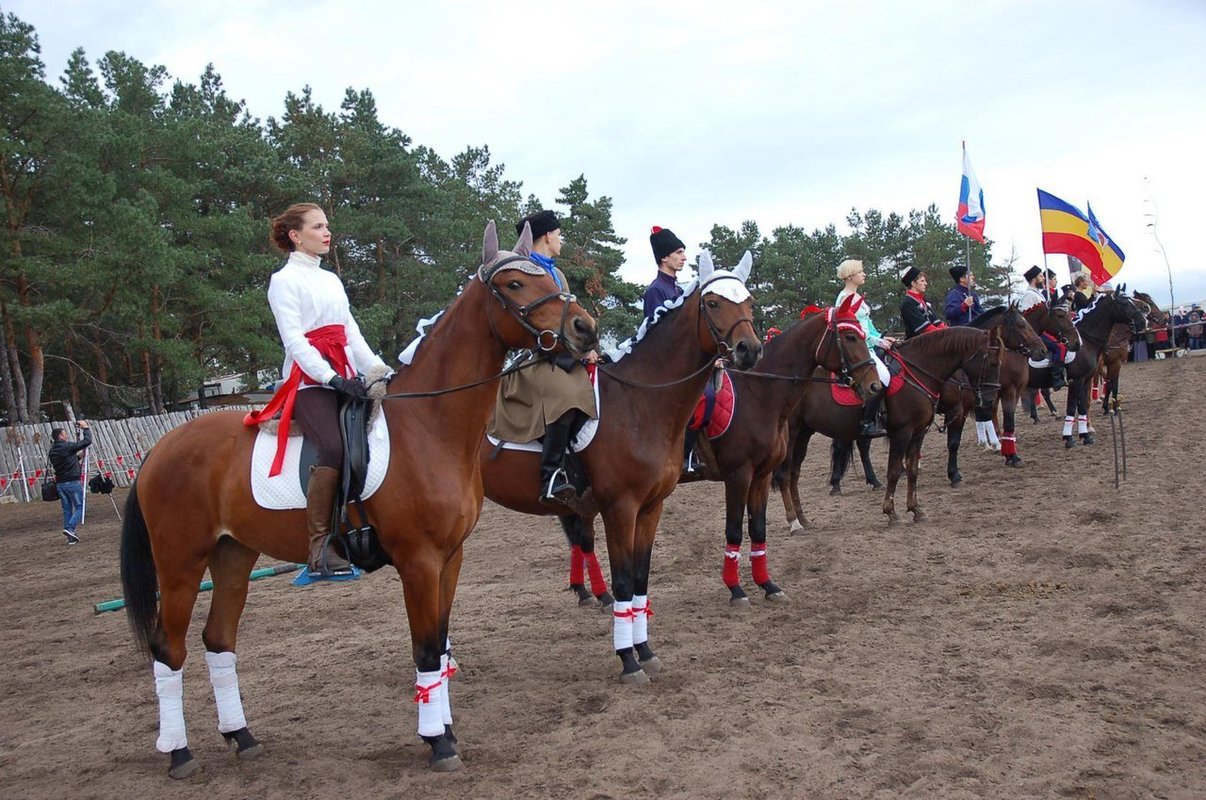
top-left (1024, 265), bottom-right (1042, 283)
top-left (650, 226), bottom-right (685, 264)
top-left (1045, 268), bottom-right (1058, 280)
top-left (516, 210), bottom-right (560, 240)
top-left (949, 265), bottom-right (969, 282)
top-left (899, 264), bottom-right (922, 288)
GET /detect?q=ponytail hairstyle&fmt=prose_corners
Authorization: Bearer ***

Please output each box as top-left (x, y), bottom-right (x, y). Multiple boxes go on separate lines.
top-left (269, 203), bottom-right (323, 254)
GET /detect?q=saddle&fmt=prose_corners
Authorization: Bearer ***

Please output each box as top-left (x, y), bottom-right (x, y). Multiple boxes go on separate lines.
top-left (296, 396), bottom-right (391, 573)
top-left (688, 369), bottom-right (735, 439)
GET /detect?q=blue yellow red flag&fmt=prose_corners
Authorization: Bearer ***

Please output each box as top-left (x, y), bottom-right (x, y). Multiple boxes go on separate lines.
top-left (1037, 189), bottom-right (1125, 284)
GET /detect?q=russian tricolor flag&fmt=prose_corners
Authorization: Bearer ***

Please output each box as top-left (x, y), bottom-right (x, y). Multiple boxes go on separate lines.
top-left (956, 143), bottom-right (986, 243)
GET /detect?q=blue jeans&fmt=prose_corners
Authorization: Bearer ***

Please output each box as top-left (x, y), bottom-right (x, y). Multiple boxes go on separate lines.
top-left (58, 480), bottom-right (84, 533)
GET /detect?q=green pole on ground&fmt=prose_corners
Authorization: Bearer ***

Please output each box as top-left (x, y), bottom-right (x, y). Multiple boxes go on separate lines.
top-left (93, 563), bottom-right (303, 614)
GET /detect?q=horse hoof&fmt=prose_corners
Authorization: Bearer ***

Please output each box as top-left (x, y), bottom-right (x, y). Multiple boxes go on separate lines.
top-left (639, 656), bottom-right (663, 676)
top-left (578, 595), bottom-right (599, 608)
top-left (868, 481), bottom-right (884, 490)
top-left (829, 485), bottom-right (842, 496)
top-left (1005, 456), bottom-right (1022, 467)
top-left (168, 748), bottom-right (201, 780)
top-left (912, 510), bottom-right (927, 523)
top-left (788, 519), bottom-right (805, 534)
top-left (619, 668), bottom-right (650, 686)
top-left (949, 472), bottom-right (963, 486)
top-left (1081, 436), bottom-right (1095, 446)
top-left (1064, 437), bottom-right (1076, 449)
top-left (765, 590), bottom-right (788, 603)
top-left (729, 596), bottom-right (752, 608)
top-left (886, 514), bottom-right (899, 527)
top-left (430, 754), bottom-right (463, 773)
top-left (595, 591), bottom-right (615, 610)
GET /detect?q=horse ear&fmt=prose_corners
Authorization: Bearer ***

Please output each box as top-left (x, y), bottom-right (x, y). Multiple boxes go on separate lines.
top-left (837, 293), bottom-right (852, 314)
top-left (697, 251), bottom-right (714, 280)
top-left (514, 221), bottom-right (533, 258)
top-left (734, 250), bottom-right (753, 283)
top-left (482, 220), bottom-right (499, 265)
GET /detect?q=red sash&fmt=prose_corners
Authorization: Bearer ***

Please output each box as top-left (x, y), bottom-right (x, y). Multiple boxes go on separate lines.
top-left (244, 324), bottom-right (352, 477)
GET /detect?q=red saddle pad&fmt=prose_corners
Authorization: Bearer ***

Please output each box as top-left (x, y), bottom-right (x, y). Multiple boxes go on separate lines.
top-left (689, 370), bottom-right (736, 439)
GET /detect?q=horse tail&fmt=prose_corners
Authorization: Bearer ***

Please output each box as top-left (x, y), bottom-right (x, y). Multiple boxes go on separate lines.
top-left (120, 479), bottom-right (159, 659)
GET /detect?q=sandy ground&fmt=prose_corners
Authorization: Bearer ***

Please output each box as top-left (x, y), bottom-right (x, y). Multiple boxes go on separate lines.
top-left (1, 356), bottom-right (1203, 800)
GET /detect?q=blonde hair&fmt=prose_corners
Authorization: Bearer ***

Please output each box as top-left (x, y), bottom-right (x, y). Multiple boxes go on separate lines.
top-left (837, 259), bottom-right (864, 282)
top-left (1073, 270), bottom-right (1093, 290)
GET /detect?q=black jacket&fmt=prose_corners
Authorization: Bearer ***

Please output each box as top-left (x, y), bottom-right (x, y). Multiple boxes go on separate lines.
top-left (48, 429), bottom-right (91, 483)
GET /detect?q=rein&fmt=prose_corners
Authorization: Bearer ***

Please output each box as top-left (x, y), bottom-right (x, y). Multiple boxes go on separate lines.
top-left (377, 356), bottom-right (544, 400)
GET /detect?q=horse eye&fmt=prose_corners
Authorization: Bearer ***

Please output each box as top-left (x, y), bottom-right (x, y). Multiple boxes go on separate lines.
top-left (507, 280), bottom-right (522, 290)
top-left (706, 300), bottom-right (719, 309)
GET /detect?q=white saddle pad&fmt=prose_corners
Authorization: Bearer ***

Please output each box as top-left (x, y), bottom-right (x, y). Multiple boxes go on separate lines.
top-left (1028, 356), bottom-right (1051, 369)
top-left (487, 376), bottom-right (600, 453)
top-left (251, 412), bottom-right (390, 510)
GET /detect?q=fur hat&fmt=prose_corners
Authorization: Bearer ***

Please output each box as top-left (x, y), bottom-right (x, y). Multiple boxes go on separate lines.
top-left (949, 265), bottom-right (969, 283)
top-left (650, 226), bottom-right (685, 264)
top-left (1023, 265), bottom-right (1042, 283)
top-left (900, 264), bottom-right (922, 288)
top-left (516, 210), bottom-right (560, 240)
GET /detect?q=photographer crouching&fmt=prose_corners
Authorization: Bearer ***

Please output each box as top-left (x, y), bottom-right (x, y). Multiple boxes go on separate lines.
top-left (48, 420), bottom-right (91, 544)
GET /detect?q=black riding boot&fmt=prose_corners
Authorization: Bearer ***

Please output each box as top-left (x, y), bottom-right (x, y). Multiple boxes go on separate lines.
top-left (1049, 358), bottom-right (1067, 391)
top-left (538, 417), bottom-right (575, 507)
top-left (859, 391), bottom-right (887, 438)
top-left (683, 428), bottom-right (701, 473)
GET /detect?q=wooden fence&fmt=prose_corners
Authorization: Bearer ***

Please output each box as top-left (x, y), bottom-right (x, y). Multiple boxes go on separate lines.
top-left (0, 406), bottom-right (252, 503)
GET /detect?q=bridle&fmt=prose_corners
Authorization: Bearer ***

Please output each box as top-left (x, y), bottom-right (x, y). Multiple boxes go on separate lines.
top-left (482, 255), bottom-right (578, 352)
top-left (817, 311), bottom-right (875, 388)
top-left (1028, 303), bottom-right (1081, 349)
top-left (696, 274), bottom-right (756, 358)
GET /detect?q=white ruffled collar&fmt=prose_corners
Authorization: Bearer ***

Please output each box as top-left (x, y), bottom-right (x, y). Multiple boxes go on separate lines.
top-left (287, 251), bottom-right (321, 269)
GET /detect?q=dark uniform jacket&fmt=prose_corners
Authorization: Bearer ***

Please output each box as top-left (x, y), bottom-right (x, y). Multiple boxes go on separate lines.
top-left (900, 291), bottom-right (946, 338)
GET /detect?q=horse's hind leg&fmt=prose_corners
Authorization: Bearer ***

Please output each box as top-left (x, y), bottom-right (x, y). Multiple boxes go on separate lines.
top-left (828, 439), bottom-right (850, 495)
top-left (154, 554), bottom-right (210, 779)
top-left (748, 476), bottom-right (785, 601)
top-left (631, 503), bottom-right (663, 675)
top-left (857, 437), bottom-right (882, 489)
top-left (788, 431), bottom-right (812, 531)
top-left (200, 536), bottom-right (264, 762)
top-left (945, 413), bottom-right (965, 485)
top-left (559, 515), bottom-right (595, 606)
top-left (579, 516), bottom-right (612, 608)
top-left (905, 433), bottom-right (926, 523)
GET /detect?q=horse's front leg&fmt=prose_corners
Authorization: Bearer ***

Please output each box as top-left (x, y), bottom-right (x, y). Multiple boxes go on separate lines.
top-left (722, 473), bottom-right (752, 606)
top-left (905, 432), bottom-right (927, 523)
top-left (945, 412), bottom-right (965, 485)
top-left (398, 554), bottom-right (461, 771)
top-left (1062, 382), bottom-right (1079, 448)
top-left (601, 500), bottom-right (647, 684)
top-left (748, 474), bottom-right (785, 601)
top-left (631, 501), bottom-right (663, 676)
top-left (882, 432), bottom-right (907, 525)
top-left (829, 439), bottom-right (850, 495)
top-left (436, 544), bottom-right (466, 749)
top-left (1000, 385), bottom-right (1021, 466)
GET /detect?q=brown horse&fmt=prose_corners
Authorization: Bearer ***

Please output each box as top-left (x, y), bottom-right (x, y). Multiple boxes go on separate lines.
top-left (994, 301), bottom-right (1081, 466)
top-left (1097, 290), bottom-right (1166, 412)
top-left (119, 222), bottom-right (598, 777)
top-left (776, 326), bottom-right (1002, 529)
top-left (480, 252), bottom-right (762, 682)
top-left (831, 304), bottom-right (1046, 489)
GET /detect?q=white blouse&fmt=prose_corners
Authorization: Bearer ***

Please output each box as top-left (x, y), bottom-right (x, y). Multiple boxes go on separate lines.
top-left (266, 251), bottom-right (386, 385)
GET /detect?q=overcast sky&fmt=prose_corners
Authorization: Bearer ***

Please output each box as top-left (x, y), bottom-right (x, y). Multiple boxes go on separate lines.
top-left (10, 0), bottom-right (1206, 307)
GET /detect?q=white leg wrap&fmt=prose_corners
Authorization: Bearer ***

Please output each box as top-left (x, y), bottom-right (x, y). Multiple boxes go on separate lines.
top-left (1077, 416), bottom-right (1089, 434)
top-left (439, 654), bottom-right (454, 726)
top-left (205, 650), bottom-right (247, 734)
top-left (612, 600), bottom-right (634, 651)
top-left (414, 669), bottom-right (445, 737)
top-left (974, 420), bottom-right (988, 445)
top-left (444, 637), bottom-right (457, 678)
top-left (985, 421), bottom-right (1001, 446)
top-left (631, 595), bottom-right (649, 646)
top-left (153, 660), bottom-right (188, 753)
top-left (1062, 416), bottom-right (1075, 437)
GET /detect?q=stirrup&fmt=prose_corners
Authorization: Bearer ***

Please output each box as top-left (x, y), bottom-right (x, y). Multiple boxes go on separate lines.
top-left (859, 422), bottom-right (887, 439)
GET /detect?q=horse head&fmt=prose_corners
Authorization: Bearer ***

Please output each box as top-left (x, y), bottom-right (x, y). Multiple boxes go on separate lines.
top-left (1108, 285), bottom-right (1149, 334)
top-left (1003, 302), bottom-right (1047, 356)
top-left (695, 250), bottom-right (762, 370)
top-left (478, 220), bottom-right (598, 354)
top-left (964, 329), bottom-right (1004, 412)
top-left (816, 294), bottom-right (881, 400)
top-left (1042, 303), bottom-right (1081, 351)
top-left (1133, 291), bottom-right (1168, 329)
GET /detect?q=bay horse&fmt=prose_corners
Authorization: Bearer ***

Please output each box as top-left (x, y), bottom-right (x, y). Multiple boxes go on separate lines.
top-left (480, 251), bottom-right (762, 683)
top-left (119, 221), bottom-right (598, 777)
top-left (1097, 291), bottom-right (1166, 413)
top-left (995, 301), bottom-right (1081, 466)
top-left (775, 326), bottom-right (1002, 529)
top-left (1060, 286), bottom-right (1147, 447)
top-left (830, 304), bottom-right (1045, 489)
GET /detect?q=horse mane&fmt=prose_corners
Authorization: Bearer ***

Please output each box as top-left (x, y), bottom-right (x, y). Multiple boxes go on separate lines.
top-left (968, 305), bottom-right (1007, 329)
top-left (606, 278), bottom-right (701, 363)
top-left (895, 325), bottom-right (983, 359)
top-left (1072, 292), bottom-right (1104, 326)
